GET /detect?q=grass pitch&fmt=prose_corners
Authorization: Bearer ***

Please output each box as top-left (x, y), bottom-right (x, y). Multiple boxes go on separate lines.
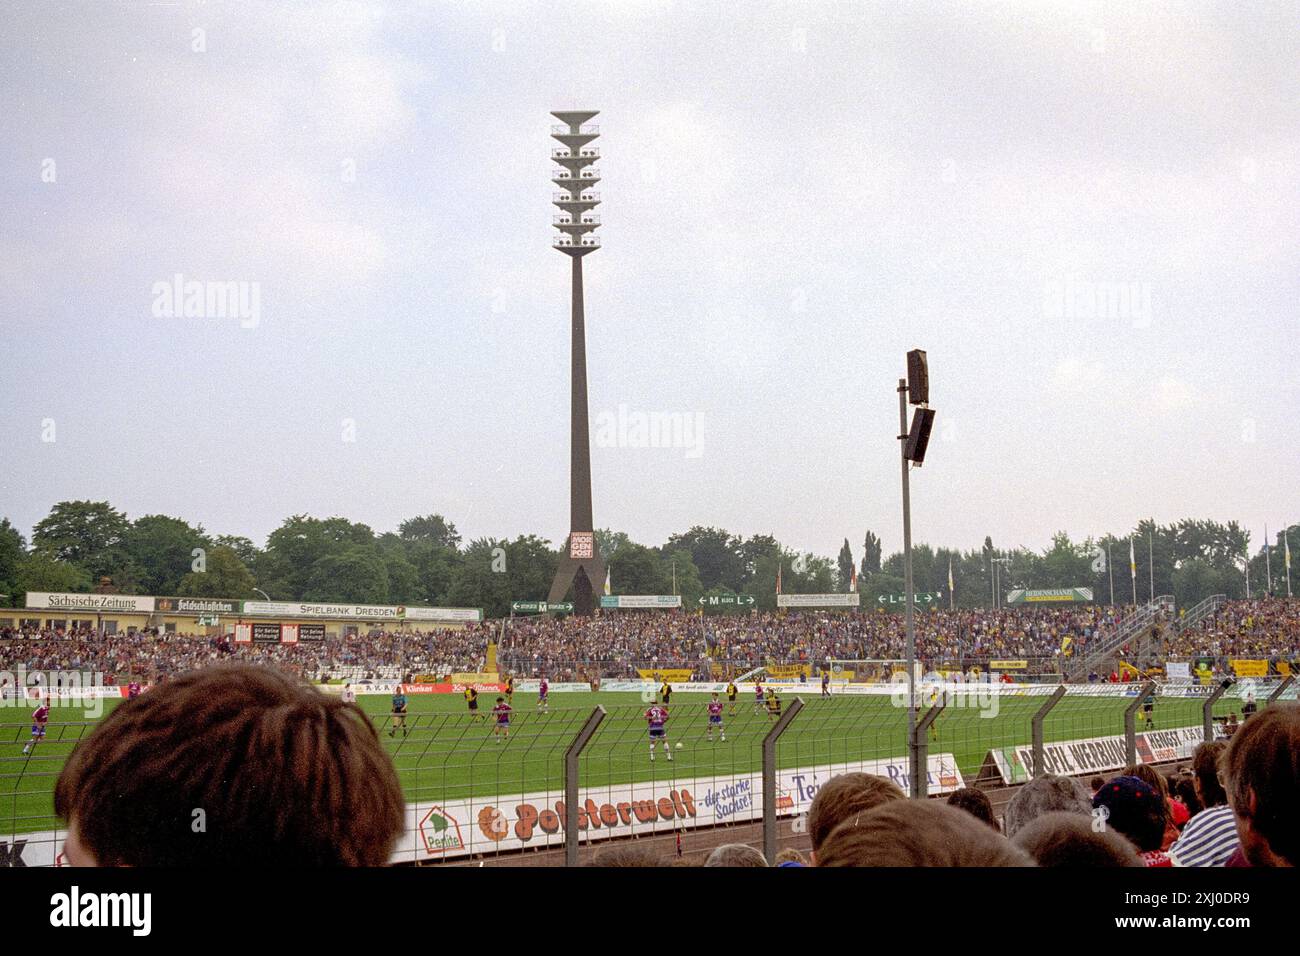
top-left (1, 688), bottom-right (1226, 839)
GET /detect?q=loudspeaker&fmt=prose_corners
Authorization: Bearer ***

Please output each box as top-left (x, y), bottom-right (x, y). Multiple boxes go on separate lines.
top-left (907, 349), bottom-right (929, 405)
top-left (904, 407), bottom-right (936, 464)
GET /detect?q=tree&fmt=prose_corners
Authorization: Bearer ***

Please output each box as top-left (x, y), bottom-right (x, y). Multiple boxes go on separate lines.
top-left (398, 514), bottom-right (461, 551)
top-left (0, 518), bottom-right (25, 607)
top-left (213, 535), bottom-right (259, 565)
top-left (663, 549), bottom-right (703, 609)
top-left (861, 531), bottom-right (883, 575)
top-left (122, 514), bottom-right (209, 596)
top-left (262, 515), bottom-right (378, 599)
top-left (445, 539), bottom-right (512, 617)
top-left (176, 546), bottom-right (257, 599)
top-left (609, 542), bottom-right (668, 595)
top-left (15, 553), bottom-right (92, 595)
top-left (302, 548), bottom-right (389, 603)
top-left (837, 538), bottom-right (855, 592)
top-left (664, 527), bottom-right (743, 592)
top-left (32, 501), bottom-right (130, 582)
top-left (505, 535), bottom-right (558, 603)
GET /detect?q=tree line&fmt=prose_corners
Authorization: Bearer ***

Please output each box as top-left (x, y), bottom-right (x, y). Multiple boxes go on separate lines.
top-left (0, 501), bottom-right (1294, 620)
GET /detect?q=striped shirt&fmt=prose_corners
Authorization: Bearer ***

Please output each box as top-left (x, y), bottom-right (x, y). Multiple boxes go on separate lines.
top-left (1169, 805), bottom-right (1239, 867)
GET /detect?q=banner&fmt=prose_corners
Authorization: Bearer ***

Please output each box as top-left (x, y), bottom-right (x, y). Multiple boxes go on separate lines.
top-left (989, 660), bottom-right (1028, 670)
top-left (388, 752), bottom-right (964, 864)
top-left (985, 725), bottom-right (1215, 785)
top-left (298, 623), bottom-right (325, 642)
top-left (1166, 662), bottom-right (1191, 681)
top-left (766, 663), bottom-right (811, 679)
top-left (778, 593), bottom-right (860, 608)
top-left (1229, 659), bottom-right (1268, 677)
top-left (636, 668), bottom-right (694, 682)
top-left (154, 597), bottom-right (240, 615)
top-left (451, 672), bottom-right (497, 683)
top-left (25, 592), bottom-right (154, 613)
top-left (233, 622), bottom-right (252, 644)
top-left (600, 595), bottom-right (681, 609)
top-left (1004, 588), bottom-right (1094, 604)
top-left (251, 622), bottom-right (281, 643)
top-left (241, 601), bottom-right (482, 623)
top-left (280, 623), bottom-right (299, 644)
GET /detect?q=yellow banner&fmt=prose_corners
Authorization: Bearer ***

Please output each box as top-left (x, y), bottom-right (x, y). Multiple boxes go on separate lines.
top-left (451, 672), bottom-right (496, 683)
top-left (637, 668), bottom-right (694, 683)
top-left (1278, 661), bottom-right (1292, 677)
top-left (766, 663), bottom-right (811, 679)
top-left (1230, 659), bottom-right (1269, 678)
top-left (989, 660), bottom-right (1028, 670)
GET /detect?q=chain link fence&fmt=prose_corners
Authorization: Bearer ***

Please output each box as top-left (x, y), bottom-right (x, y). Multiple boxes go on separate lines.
top-left (2, 676), bottom-right (1294, 867)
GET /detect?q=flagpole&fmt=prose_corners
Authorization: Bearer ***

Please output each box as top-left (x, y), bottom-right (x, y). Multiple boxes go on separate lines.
top-left (1148, 531), bottom-right (1154, 602)
top-left (1107, 544), bottom-right (1114, 606)
top-left (1130, 537), bottom-right (1137, 607)
top-left (1265, 524), bottom-right (1273, 596)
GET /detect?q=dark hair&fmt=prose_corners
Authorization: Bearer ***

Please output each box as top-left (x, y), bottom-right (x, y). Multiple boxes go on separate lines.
top-left (588, 843), bottom-right (664, 867)
top-left (807, 773), bottom-right (905, 854)
top-left (1192, 741), bottom-right (1228, 808)
top-left (55, 664), bottom-right (405, 866)
top-left (1093, 776), bottom-right (1167, 852)
top-left (1089, 776), bottom-right (1105, 793)
top-left (946, 788), bottom-right (1000, 831)
top-left (1222, 704), bottom-right (1300, 866)
top-left (1012, 812), bottom-right (1142, 867)
top-left (1170, 777), bottom-right (1201, 818)
top-left (817, 800), bottom-right (1033, 867)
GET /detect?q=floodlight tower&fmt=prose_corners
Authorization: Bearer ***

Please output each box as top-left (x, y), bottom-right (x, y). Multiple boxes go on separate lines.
top-left (547, 110), bottom-right (606, 616)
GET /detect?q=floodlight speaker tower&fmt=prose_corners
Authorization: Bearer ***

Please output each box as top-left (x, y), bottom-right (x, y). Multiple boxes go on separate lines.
top-left (548, 110), bottom-right (606, 616)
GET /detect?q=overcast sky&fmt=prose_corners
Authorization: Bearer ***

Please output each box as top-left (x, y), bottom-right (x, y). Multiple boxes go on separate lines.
top-left (1, 0), bottom-right (1296, 560)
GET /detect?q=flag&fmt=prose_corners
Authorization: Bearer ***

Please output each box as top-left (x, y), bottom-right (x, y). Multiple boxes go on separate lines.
top-left (1129, 538), bottom-right (1138, 603)
top-left (604, 566), bottom-right (611, 596)
top-left (1061, 636), bottom-right (1073, 657)
top-left (776, 564), bottom-right (783, 595)
top-left (948, 558), bottom-right (954, 593)
top-left (1286, 533), bottom-right (1292, 570)
top-left (849, 565), bottom-right (858, 593)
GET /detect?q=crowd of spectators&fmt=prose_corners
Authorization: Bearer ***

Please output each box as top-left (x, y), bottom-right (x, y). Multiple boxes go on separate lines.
top-left (2, 599), bottom-right (1296, 683)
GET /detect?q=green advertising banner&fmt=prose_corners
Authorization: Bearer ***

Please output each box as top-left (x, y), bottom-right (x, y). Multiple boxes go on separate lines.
top-left (1005, 588), bottom-right (1094, 605)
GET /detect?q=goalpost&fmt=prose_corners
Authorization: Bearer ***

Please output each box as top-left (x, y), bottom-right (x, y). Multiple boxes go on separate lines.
top-left (825, 659), bottom-right (919, 683)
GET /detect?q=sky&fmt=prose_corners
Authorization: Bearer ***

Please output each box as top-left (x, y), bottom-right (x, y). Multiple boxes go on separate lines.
top-left (1, 0), bottom-right (1297, 561)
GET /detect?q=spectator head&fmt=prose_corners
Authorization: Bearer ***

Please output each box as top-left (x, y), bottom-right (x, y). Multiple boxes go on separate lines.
top-left (774, 848), bottom-right (807, 867)
top-left (705, 843), bottom-right (768, 867)
top-left (1092, 776), bottom-right (1167, 853)
top-left (1122, 763), bottom-right (1170, 800)
top-left (816, 800), bottom-right (1033, 867)
top-left (589, 844), bottom-right (664, 867)
top-left (54, 664), bottom-right (405, 866)
top-left (1170, 776), bottom-right (1202, 818)
top-left (1089, 776), bottom-right (1105, 795)
top-left (1221, 704), bottom-right (1300, 867)
top-left (1012, 812), bottom-right (1143, 867)
top-left (1002, 774), bottom-right (1093, 838)
top-left (946, 787), bottom-right (1000, 831)
top-left (806, 772), bottom-right (906, 862)
top-left (1192, 740), bottom-right (1228, 808)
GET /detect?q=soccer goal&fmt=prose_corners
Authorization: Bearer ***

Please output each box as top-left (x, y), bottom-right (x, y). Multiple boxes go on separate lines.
top-left (825, 659), bottom-right (918, 683)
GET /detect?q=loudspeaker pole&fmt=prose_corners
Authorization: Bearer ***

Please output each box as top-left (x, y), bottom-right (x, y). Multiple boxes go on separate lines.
top-left (897, 376), bottom-right (918, 793)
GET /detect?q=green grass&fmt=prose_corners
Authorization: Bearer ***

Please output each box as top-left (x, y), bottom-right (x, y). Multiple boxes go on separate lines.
top-left (1, 689), bottom-right (1230, 838)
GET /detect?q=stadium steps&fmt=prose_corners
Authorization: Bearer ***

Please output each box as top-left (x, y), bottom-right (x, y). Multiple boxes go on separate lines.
top-left (1067, 597), bottom-right (1171, 681)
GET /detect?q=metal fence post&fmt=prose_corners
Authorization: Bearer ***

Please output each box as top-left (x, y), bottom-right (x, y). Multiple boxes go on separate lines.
top-left (913, 697), bottom-right (945, 799)
top-left (1202, 681), bottom-right (1228, 741)
top-left (1267, 675), bottom-right (1295, 706)
top-left (563, 706), bottom-right (606, 867)
top-left (1031, 685), bottom-right (1068, 777)
top-left (1124, 681), bottom-right (1156, 767)
top-left (762, 697), bottom-right (804, 864)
